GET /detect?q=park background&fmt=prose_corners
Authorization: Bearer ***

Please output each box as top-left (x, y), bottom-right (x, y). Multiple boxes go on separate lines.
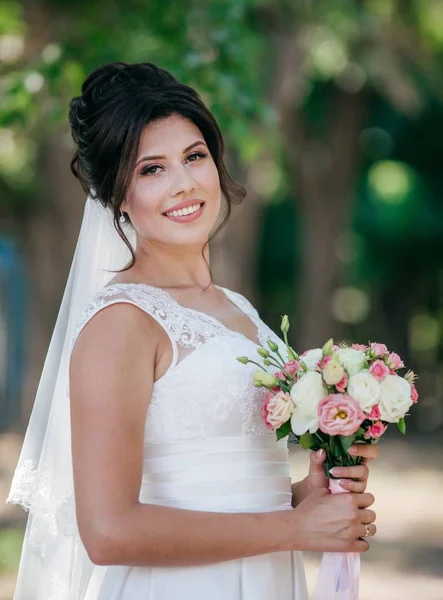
top-left (0, 1), bottom-right (442, 598)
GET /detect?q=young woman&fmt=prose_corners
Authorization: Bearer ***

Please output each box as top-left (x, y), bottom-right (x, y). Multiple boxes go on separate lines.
top-left (8, 62), bottom-right (378, 600)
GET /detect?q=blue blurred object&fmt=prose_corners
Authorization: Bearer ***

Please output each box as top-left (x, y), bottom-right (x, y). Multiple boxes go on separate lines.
top-left (0, 236), bottom-right (26, 432)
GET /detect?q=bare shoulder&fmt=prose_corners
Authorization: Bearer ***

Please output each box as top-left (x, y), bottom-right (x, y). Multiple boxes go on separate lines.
top-left (71, 300), bottom-right (159, 372)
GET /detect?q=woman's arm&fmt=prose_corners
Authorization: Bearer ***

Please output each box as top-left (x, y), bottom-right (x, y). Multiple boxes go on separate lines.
top-left (69, 303), bottom-right (293, 566)
top-left (70, 304), bottom-right (375, 567)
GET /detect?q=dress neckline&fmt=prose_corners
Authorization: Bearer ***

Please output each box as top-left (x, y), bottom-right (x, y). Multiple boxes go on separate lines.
top-left (103, 281), bottom-right (262, 348)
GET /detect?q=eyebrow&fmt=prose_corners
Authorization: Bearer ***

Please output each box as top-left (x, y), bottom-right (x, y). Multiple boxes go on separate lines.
top-left (136, 140), bottom-right (207, 166)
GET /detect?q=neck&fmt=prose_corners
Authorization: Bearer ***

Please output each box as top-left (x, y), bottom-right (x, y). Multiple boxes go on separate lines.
top-left (127, 239), bottom-right (212, 290)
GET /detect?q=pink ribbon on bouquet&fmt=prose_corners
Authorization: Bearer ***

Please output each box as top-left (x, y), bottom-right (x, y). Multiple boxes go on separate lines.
top-left (313, 478), bottom-right (360, 600)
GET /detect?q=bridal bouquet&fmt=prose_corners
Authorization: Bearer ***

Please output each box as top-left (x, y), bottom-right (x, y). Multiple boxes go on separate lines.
top-left (237, 315), bottom-right (418, 600)
top-left (237, 316), bottom-right (417, 473)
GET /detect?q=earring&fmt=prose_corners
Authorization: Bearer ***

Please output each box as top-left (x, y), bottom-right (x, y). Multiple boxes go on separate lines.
top-left (119, 210), bottom-right (126, 224)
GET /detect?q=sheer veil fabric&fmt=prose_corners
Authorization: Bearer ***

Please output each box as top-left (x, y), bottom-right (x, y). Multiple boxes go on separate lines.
top-left (6, 196), bottom-right (136, 599)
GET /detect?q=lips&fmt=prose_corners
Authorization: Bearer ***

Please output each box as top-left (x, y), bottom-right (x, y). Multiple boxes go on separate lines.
top-left (162, 199), bottom-right (204, 215)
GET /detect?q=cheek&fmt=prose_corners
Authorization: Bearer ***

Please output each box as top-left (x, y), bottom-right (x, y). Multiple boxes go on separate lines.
top-left (201, 162), bottom-right (221, 204)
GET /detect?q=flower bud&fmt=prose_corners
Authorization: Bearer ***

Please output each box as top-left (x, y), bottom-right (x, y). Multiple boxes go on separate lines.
top-left (236, 356), bottom-right (249, 364)
top-left (322, 338), bottom-right (334, 357)
top-left (257, 347), bottom-right (270, 358)
top-left (253, 371), bottom-right (280, 388)
top-left (264, 358), bottom-right (271, 366)
top-left (281, 315), bottom-right (290, 334)
top-left (287, 346), bottom-right (298, 360)
top-left (267, 339), bottom-right (279, 352)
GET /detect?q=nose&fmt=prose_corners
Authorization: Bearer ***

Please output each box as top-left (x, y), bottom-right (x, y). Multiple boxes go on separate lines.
top-left (169, 163), bottom-right (197, 196)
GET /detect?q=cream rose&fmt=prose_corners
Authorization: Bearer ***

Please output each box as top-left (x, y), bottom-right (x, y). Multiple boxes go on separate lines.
top-left (336, 348), bottom-right (366, 376)
top-left (348, 371), bottom-right (381, 412)
top-left (266, 391), bottom-right (295, 429)
top-left (378, 374), bottom-right (413, 422)
top-left (290, 371), bottom-right (328, 435)
top-left (322, 359), bottom-right (345, 386)
top-left (301, 348), bottom-right (323, 371)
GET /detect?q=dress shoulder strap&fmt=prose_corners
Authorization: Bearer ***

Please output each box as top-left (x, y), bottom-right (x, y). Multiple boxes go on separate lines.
top-left (219, 286), bottom-right (260, 321)
top-left (70, 283), bottom-right (180, 368)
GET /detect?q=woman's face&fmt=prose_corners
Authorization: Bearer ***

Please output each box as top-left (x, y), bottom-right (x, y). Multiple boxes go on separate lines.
top-left (123, 114), bottom-right (222, 250)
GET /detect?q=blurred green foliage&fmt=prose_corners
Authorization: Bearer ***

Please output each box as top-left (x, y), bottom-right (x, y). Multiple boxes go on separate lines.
top-left (0, 528), bottom-right (24, 574)
top-left (1, 0), bottom-right (443, 429)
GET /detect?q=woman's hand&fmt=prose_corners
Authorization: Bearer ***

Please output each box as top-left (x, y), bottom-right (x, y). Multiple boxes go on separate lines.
top-left (288, 488), bottom-right (377, 553)
top-left (291, 443), bottom-right (380, 506)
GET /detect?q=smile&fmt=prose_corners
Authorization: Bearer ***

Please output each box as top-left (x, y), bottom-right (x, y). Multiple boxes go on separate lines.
top-left (165, 203), bottom-right (203, 218)
top-left (163, 202), bottom-right (205, 223)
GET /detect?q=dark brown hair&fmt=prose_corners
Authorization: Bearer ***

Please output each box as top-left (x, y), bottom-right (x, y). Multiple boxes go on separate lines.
top-left (68, 61), bottom-right (246, 276)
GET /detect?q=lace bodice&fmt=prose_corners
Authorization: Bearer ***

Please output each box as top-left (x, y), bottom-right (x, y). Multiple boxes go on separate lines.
top-left (71, 283), bottom-right (287, 444)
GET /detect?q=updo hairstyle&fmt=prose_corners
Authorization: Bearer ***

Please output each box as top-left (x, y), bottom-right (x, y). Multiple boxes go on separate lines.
top-left (68, 61), bottom-right (246, 271)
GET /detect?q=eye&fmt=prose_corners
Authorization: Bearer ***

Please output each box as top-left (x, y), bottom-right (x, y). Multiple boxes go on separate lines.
top-left (140, 164), bottom-right (162, 176)
top-left (139, 151), bottom-right (207, 176)
top-left (187, 151), bottom-right (207, 162)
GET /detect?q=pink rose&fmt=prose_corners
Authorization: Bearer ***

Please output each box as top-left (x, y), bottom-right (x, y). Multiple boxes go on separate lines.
top-left (352, 344), bottom-right (367, 351)
top-left (371, 342), bottom-right (388, 357)
top-left (364, 421), bottom-right (387, 439)
top-left (370, 360), bottom-right (390, 381)
top-left (386, 352), bottom-right (404, 370)
top-left (366, 404), bottom-right (381, 420)
top-left (320, 355), bottom-right (332, 369)
top-left (411, 383), bottom-right (419, 404)
top-left (264, 391), bottom-right (295, 429)
top-left (274, 370), bottom-right (286, 381)
top-left (262, 391), bottom-right (275, 430)
top-left (283, 359), bottom-right (303, 377)
top-left (318, 394), bottom-right (365, 436)
top-left (336, 373), bottom-right (348, 393)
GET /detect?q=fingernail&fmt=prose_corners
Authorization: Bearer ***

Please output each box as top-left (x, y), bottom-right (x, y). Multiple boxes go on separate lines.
top-left (316, 449), bottom-right (324, 458)
top-left (348, 446), bottom-right (358, 454)
top-left (329, 467), bottom-right (340, 476)
top-left (338, 479), bottom-right (347, 489)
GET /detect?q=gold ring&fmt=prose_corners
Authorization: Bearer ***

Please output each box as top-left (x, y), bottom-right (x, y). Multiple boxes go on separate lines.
top-left (364, 524), bottom-right (371, 537)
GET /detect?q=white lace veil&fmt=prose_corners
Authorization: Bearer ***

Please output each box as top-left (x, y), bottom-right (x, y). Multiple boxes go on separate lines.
top-left (6, 194), bottom-right (136, 599)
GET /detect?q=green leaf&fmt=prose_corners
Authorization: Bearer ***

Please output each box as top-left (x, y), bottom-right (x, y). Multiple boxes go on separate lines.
top-left (299, 432), bottom-right (314, 449)
top-left (397, 418), bottom-right (406, 435)
top-left (340, 435), bottom-right (356, 452)
top-left (276, 420), bottom-right (292, 440)
top-left (329, 436), bottom-right (342, 459)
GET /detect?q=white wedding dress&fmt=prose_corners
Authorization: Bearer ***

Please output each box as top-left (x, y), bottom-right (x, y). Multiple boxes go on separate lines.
top-left (70, 282), bottom-right (309, 600)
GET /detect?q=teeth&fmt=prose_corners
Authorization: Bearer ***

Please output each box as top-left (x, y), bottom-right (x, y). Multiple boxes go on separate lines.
top-left (166, 203), bottom-right (202, 218)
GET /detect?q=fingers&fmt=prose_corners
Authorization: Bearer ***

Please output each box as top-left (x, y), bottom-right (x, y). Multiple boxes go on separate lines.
top-left (330, 464), bottom-right (369, 481)
top-left (358, 508), bottom-right (376, 525)
top-left (364, 523), bottom-right (377, 537)
top-left (355, 491), bottom-right (375, 509)
top-left (353, 538), bottom-right (370, 552)
top-left (336, 478), bottom-right (366, 493)
top-left (348, 443), bottom-right (380, 463)
top-left (308, 449), bottom-right (327, 475)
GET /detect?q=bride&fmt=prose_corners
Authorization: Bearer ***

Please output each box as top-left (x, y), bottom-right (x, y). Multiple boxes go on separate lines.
top-left (7, 61), bottom-right (379, 599)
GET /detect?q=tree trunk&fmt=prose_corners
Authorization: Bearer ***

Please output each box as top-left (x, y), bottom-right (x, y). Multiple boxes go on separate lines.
top-left (294, 89), bottom-right (368, 348)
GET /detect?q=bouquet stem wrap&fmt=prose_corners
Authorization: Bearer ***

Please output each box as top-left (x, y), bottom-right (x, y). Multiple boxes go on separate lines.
top-left (313, 479), bottom-right (360, 600)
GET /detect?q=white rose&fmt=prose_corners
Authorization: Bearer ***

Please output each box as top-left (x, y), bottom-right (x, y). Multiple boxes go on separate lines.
top-left (378, 374), bottom-right (413, 423)
top-left (267, 392), bottom-right (295, 429)
top-left (336, 348), bottom-right (366, 376)
top-left (301, 348), bottom-right (323, 371)
top-left (348, 371), bottom-right (381, 412)
top-left (323, 359), bottom-right (345, 386)
top-left (290, 371), bottom-right (328, 435)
